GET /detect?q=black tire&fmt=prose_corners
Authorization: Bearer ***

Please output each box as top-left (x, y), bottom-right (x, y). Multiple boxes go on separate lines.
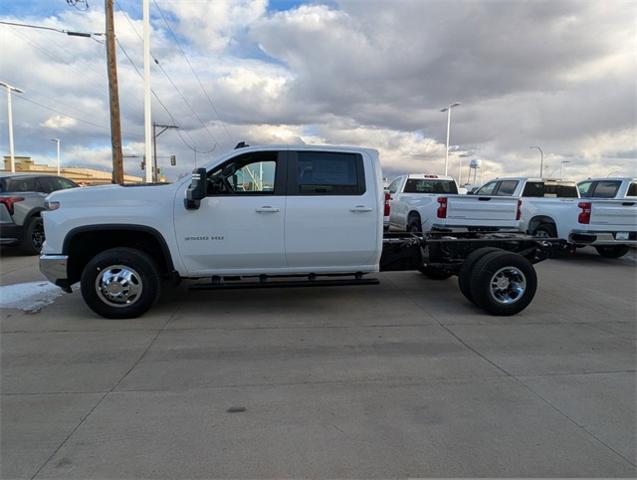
top-left (19, 216), bottom-right (45, 255)
top-left (418, 265), bottom-right (453, 280)
top-left (469, 251), bottom-right (538, 316)
top-left (595, 245), bottom-right (630, 259)
top-left (80, 247), bottom-right (161, 319)
top-left (457, 247), bottom-right (502, 303)
top-left (531, 222), bottom-right (557, 239)
top-left (408, 213), bottom-right (422, 233)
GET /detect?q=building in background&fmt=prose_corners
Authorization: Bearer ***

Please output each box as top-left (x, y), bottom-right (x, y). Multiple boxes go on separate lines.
top-left (2, 156), bottom-right (145, 185)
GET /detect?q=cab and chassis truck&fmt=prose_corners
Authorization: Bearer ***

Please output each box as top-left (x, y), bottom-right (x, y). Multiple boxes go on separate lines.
top-left (40, 145), bottom-right (564, 319)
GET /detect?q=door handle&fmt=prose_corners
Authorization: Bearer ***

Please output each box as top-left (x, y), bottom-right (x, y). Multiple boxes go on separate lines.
top-left (350, 206), bottom-right (373, 212)
top-left (255, 206), bottom-right (280, 213)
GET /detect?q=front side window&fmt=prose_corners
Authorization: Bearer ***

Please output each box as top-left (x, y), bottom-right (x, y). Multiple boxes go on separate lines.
top-left (403, 179), bottom-right (458, 194)
top-left (627, 182), bottom-right (637, 197)
top-left (577, 181), bottom-right (592, 197)
top-left (293, 152), bottom-right (365, 195)
top-left (208, 152), bottom-right (278, 195)
top-left (495, 180), bottom-right (518, 196)
top-left (477, 181), bottom-right (498, 195)
top-left (387, 178), bottom-right (401, 194)
top-left (39, 177), bottom-right (78, 193)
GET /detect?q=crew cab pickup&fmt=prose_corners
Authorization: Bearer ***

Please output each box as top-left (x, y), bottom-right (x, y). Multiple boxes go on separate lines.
top-left (40, 145), bottom-right (564, 319)
top-left (475, 177), bottom-right (637, 258)
top-left (387, 174), bottom-right (521, 233)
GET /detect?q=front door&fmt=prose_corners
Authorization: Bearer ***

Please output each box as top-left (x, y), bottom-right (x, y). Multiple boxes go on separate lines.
top-left (174, 151), bottom-right (287, 275)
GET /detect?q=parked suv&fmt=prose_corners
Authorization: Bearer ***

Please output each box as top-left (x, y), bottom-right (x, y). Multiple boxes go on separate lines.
top-left (0, 173), bottom-right (78, 254)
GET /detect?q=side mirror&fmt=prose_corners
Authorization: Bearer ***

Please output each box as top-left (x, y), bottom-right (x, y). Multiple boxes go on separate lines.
top-left (185, 168), bottom-right (207, 210)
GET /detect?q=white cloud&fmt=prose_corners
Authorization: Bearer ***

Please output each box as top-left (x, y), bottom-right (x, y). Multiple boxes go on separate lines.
top-left (42, 115), bottom-right (78, 130)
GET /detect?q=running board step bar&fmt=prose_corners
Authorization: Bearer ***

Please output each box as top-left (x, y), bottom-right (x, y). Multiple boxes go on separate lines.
top-left (189, 278), bottom-right (380, 290)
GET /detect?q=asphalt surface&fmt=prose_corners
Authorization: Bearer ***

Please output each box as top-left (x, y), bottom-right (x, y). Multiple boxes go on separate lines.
top-left (1, 248), bottom-right (636, 478)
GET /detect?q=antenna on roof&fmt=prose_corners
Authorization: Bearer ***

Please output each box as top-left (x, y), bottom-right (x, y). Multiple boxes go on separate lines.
top-left (235, 141), bottom-right (249, 149)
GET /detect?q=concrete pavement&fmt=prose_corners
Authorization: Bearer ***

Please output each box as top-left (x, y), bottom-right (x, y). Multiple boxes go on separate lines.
top-left (1, 248), bottom-right (635, 478)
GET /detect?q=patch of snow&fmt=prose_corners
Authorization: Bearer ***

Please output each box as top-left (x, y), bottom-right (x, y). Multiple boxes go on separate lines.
top-left (0, 281), bottom-right (66, 313)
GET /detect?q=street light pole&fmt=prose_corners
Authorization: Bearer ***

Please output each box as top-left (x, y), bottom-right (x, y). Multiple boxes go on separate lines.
top-left (152, 122), bottom-right (177, 182)
top-left (560, 160), bottom-right (571, 179)
top-left (1, 81), bottom-right (24, 173)
top-left (530, 146), bottom-right (544, 178)
top-left (143, 0), bottom-right (153, 184)
top-left (440, 102), bottom-right (461, 177)
top-left (50, 138), bottom-right (61, 175)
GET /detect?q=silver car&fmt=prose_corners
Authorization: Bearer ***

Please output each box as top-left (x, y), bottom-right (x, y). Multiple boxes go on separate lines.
top-left (0, 173), bottom-right (78, 254)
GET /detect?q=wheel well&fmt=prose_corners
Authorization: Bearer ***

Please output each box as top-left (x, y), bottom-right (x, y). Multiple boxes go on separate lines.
top-left (528, 215), bottom-right (555, 233)
top-left (64, 227), bottom-right (173, 284)
top-left (408, 210), bottom-right (421, 223)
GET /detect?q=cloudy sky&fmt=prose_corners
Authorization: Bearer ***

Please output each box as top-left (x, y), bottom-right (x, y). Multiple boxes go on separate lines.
top-left (0, 0), bottom-right (635, 183)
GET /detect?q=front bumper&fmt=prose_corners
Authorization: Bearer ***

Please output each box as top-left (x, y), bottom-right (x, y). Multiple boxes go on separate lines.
top-left (39, 254), bottom-right (71, 291)
top-left (569, 230), bottom-right (637, 246)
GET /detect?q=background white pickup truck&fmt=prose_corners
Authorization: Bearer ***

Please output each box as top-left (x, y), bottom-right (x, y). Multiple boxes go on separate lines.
top-left (387, 174), bottom-right (521, 233)
top-left (40, 145), bottom-right (563, 319)
top-left (475, 176), bottom-right (637, 258)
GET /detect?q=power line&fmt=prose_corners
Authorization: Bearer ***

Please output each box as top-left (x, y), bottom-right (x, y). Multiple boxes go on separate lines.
top-left (152, 0), bottom-right (232, 141)
top-left (0, 20), bottom-right (102, 37)
top-left (13, 94), bottom-right (110, 131)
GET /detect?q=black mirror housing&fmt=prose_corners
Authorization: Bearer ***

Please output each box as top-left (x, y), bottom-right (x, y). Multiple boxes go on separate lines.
top-left (185, 168), bottom-right (207, 209)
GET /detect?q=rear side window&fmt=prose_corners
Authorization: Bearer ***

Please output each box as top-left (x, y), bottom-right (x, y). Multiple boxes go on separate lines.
top-left (4, 177), bottom-right (38, 192)
top-left (581, 180), bottom-right (622, 198)
top-left (403, 179), bottom-right (458, 194)
top-left (495, 180), bottom-right (518, 196)
top-left (522, 182), bottom-right (544, 197)
top-left (627, 183), bottom-right (637, 197)
top-left (543, 183), bottom-right (578, 198)
top-left (292, 152), bottom-right (365, 195)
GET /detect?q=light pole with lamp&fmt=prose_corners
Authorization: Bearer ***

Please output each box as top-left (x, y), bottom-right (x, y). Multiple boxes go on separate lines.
top-left (50, 138), bottom-right (61, 176)
top-left (529, 145), bottom-right (544, 178)
top-left (0, 81), bottom-right (24, 173)
top-left (440, 102), bottom-right (461, 176)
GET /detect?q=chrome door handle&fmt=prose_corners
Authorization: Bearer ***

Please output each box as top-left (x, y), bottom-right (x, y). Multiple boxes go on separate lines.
top-left (255, 206), bottom-right (280, 213)
top-left (350, 206), bottom-right (373, 212)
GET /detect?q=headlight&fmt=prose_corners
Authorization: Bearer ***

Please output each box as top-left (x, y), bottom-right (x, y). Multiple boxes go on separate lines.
top-left (44, 201), bottom-right (60, 211)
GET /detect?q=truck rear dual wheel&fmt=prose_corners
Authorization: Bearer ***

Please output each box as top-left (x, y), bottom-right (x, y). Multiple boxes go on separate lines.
top-left (459, 248), bottom-right (537, 316)
top-left (80, 247), bottom-right (161, 319)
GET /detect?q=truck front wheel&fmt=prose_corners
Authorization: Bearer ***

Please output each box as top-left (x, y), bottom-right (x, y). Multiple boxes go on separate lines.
top-left (469, 251), bottom-right (537, 316)
top-left (595, 245), bottom-right (630, 259)
top-left (80, 247), bottom-right (161, 319)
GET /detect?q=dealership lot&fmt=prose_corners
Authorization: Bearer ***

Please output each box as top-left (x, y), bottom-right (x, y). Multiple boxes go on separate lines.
top-left (1, 249), bottom-right (636, 478)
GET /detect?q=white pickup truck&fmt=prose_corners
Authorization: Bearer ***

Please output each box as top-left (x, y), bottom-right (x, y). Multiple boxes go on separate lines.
top-left (387, 174), bottom-right (521, 233)
top-left (475, 177), bottom-right (637, 258)
top-left (39, 144), bottom-right (564, 319)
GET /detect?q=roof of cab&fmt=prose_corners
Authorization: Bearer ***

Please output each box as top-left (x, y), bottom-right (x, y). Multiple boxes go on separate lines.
top-left (405, 173), bottom-right (455, 181)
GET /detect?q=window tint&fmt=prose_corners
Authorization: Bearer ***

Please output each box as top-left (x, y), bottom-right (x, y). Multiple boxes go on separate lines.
top-left (294, 152), bottom-right (364, 195)
top-left (403, 179), bottom-right (458, 194)
top-left (39, 177), bottom-right (78, 193)
top-left (476, 181), bottom-right (498, 195)
top-left (387, 178), bottom-right (401, 194)
top-left (4, 177), bottom-right (38, 192)
top-left (627, 182), bottom-right (637, 197)
top-left (231, 161), bottom-right (276, 193)
top-left (495, 180), bottom-right (518, 196)
top-left (585, 180), bottom-right (621, 198)
top-left (522, 182), bottom-right (544, 197)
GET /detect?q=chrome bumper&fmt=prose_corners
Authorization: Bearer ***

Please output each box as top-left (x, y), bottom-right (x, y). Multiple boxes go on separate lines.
top-left (39, 255), bottom-right (69, 286)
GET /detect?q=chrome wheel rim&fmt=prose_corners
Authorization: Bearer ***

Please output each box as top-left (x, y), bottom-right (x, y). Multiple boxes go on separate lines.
top-left (95, 265), bottom-right (143, 308)
top-left (489, 266), bottom-right (527, 304)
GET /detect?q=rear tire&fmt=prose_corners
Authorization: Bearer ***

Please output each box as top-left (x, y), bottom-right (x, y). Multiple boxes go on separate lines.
top-left (458, 247), bottom-right (502, 303)
top-left (408, 213), bottom-right (422, 234)
top-left (469, 251), bottom-right (537, 316)
top-left (595, 245), bottom-right (630, 258)
top-left (19, 217), bottom-right (44, 255)
top-left (531, 222), bottom-right (557, 238)
top-left (80, 247), bottom-right (161, 319)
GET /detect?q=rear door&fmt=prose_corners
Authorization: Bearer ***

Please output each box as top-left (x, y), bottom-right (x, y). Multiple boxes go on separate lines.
top-left (284, 150), bottom-right (379, 270)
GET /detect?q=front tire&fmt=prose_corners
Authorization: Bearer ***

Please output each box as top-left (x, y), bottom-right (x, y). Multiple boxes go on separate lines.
top-left (595, 245), bottom-right (630, 258)
top-left (19, 217), bottom-right (45, 255)
top-left (469, 251), bottom-right (537, 316)
top-left (81, 247), bottom-right (161, 319)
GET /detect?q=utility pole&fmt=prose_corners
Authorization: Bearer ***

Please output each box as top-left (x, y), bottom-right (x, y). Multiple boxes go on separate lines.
top-left (50, 138), bottom-right (61, 175)
top-left (105, 0), bottom-right (124, 184)
top-left (143, 0), bottom-right (153, 183)
top-left (152, 122), bottom-right (177, 182)
top-left (0, 81), bottom-right (23, 173)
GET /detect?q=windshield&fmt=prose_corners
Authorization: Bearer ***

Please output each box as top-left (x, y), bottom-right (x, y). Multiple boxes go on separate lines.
top-left (403, 179), bottom-right (458, 194)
